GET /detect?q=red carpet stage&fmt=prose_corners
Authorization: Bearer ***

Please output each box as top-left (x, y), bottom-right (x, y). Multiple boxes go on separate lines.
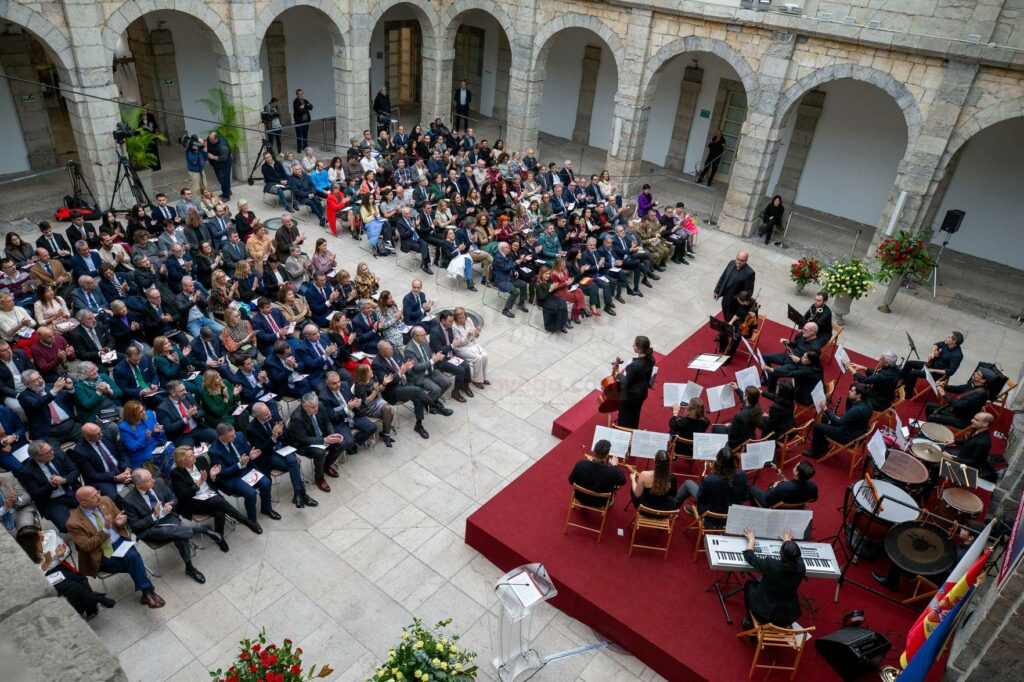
top-left (466, 318), bottom-right (1001, 681)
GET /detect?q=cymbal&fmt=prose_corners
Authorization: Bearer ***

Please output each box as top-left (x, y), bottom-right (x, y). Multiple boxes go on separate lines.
top-left (884, 521), bottom-right (957, 576)
top-left (910, 439), bottom-right (943, 463)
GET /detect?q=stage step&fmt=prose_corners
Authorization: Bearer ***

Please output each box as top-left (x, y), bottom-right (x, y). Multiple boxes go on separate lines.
top-left (551, 390), bottom-right (600, 440)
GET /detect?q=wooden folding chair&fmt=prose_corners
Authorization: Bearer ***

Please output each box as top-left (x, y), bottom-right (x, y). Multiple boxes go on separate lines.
top-left (902, 576), bottom-right (939, 607)
top-left (731, 433), bottom-right (774, 456)
top-left (628, 505), bottom-right (680, 560)
top-left (737, 616), bottom-right (815, 681)
top-left (668, 436), bottom-right (705, 481)
top-left (816, 422), bottom-right (876, 479)
top-left (778, 420), bottom-right (814, 468)
top-left (891, 385), bottom-right (907, 411)
top-left (994, 379), bottom-right (1017, 407)
top-left (735, 313), bottom-right (767, 364)
top-left (687, 507), bottom-right (728, 562)
top-left (563, 484), bottom-right (614, 541)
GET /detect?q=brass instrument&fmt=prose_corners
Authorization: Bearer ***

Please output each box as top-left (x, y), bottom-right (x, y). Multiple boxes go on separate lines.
top-left (580, 444), bottom-right (637, 475)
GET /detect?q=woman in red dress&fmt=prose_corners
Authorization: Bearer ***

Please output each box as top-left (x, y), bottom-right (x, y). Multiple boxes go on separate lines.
top-left (325, 184), bottom-right (355, 238)
top-left (550, 256), bottom-right (586, 323)
top-left (326, 313), bottom-right (371, 376)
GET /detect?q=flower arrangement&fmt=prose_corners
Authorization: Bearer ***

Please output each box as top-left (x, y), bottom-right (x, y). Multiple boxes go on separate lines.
top-left (819, 258), bottom-right (875, 300)
top-left (875, 230), bottom-right (935, 283)
top-left (210, 630), bottom-right (332, 682)
top-left (368, 618), bottom-right (478, 682)
top-left (789, 256), bottom-right (822, 285)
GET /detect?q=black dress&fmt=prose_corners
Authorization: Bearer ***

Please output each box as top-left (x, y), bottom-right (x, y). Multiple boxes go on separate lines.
top-left (617, 355), bottom-right (655, 429)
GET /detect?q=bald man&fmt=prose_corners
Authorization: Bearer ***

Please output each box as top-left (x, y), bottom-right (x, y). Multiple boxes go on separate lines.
top-left (71, 422), bottom-right (131, 500)
top-left (943, 412), bottom-right (995, 479)
top-left (713, 251), bottom-right (754, 321)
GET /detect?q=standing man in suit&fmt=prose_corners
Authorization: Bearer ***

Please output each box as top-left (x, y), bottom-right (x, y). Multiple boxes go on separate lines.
top-left (15, 441), bottom-right (81, 531)
top-left (371, 340), bottom-right (436, 439)
top-left (67, 486), bottom-right (166, 608)
top-left (209, 423), bottom-right (278, 531)
top-left (293, 89), bottom-right (313, 152)
top-left (805, 384), bottom-right (873, 458)
top-left (453, 80), bottom-right (472, 132)
top-left (429, 312), bottom-right (473, 402)
top-left (71, 423), bottom-right (131, 501)
top-left (713, 251), bottom-right (755, 321)
top-left (157, 381), bottom-right (218, 446)
top-left (286, 393), bottom-right (345, 493)
top-left (0, 340), bottom-right (32, 420)
top-left (122, 468), bottom-right (222, 583)
top-left (17, 371), bottom-right (83, 445)
top-left (246, 401), bottom-right (317, 509)
top-left (316, 371), bottom-right (375, 453)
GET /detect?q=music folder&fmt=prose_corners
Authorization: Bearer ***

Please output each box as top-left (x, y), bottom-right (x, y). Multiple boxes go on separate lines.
top-left (787, 304), bottom-right (804, 327)
top-left (708, 315), bottom-right (733, 337)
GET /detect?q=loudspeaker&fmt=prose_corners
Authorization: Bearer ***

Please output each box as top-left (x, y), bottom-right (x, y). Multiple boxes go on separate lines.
top-left (815, 627), bottom-right (892, 680)
top-left (940, 209), bottom-right (965, 234)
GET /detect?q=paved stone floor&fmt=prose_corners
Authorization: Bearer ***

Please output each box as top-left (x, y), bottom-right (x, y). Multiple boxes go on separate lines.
top-left (4, 115), bottom-right (1021, 681)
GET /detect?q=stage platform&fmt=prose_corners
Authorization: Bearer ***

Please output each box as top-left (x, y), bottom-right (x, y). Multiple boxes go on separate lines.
top-left (466, 318), bottom-right (998, 681)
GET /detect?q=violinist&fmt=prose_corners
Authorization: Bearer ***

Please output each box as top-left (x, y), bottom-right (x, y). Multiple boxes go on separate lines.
top-left (716, 290), bottom-right (758, 357)
top-left (801, 292), bottom-right (833, 344)
top-left (901, 331), bottom-right (964, 395)
top-left (615, 336), bottom-right (656, 429)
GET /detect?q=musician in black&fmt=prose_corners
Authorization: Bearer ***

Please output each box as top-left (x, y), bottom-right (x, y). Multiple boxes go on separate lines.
top-left (740, 526), bottom-right (805, 630)
top-left (750, 461), bottom-right (818, 509)
top-left (801, 292), bottom-right (833, 344)
top-left (568, 439), bottom-right (625, 506)
top-left (764, 350), bottom-right (823, 408)
top-left (712, 386), bottom-right (763, 451)
top-left (943, 412), bottom-right (995, 480)
top-left (713, 251), bottom-right (754, 321)
top-left (616, 336), bottom-right (656, 429)
top-left (763, 322), bottom-right (824, 393)
top-left (846, 352), bottom-right (900, 411)
top-left (925, 369), bottom-right (990, 429)
top-left (715, 290), bottom-right (757, 357)
top-left (804, 383), bottom-right (873, 458)
top-left (762, 381), bottom-right (797, 436)
top-left (900, 331), bottom-right (964, 395)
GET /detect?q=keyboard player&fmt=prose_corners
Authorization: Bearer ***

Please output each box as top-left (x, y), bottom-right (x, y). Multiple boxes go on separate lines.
top-left (741, 526), bottom-right (805, 630)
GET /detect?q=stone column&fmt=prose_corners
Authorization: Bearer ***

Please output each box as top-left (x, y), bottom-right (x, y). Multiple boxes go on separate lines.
top-left (0, 32), bottom-right (58, 170)
top-left (492, 38), bottom-right (511, 133)
top-left (265, 21), bottom-right (290, 126)
top-left (428, 42), bottom-right (455, 127)
top-left (126, 21), bottom-right (157, 107)
top-left (604, 8), bottom-right (654, 199)
top-left (662, 66), bottom-right (703, 173)
top-left (773, 89), bottom-right (825, 206)
top-left (149, 29), bottom-right (186, 142)
top-left (571, 45), bottom-right (603, 145)
top-left (504, 0), bottom-right (538, 153)
top-left (717, 33), bottom-right (796, 237)
top-left (345, 0), bottom-right (372, 137)
top-left (225, 0), bottom-right (265, 181)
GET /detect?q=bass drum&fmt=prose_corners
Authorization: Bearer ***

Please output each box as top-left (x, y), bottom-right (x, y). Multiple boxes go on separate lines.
top-left (845, 479), bottom-right (921, 558)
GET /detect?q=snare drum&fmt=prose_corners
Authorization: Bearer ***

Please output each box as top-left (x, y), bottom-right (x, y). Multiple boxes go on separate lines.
top-left (941, 487), bottom-right (984, 523)
top-left (847, 479), bottom-right (921, 558)
top-left (920, 422), bottom-right (954, 444)
top-left (876, 449), bottom-right (929, 498)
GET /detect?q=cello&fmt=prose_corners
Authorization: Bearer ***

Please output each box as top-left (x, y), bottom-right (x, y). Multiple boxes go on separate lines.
top-left (597, 357), bottom-right (624, 414)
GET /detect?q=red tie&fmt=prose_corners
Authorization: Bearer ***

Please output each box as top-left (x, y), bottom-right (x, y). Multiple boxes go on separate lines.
top-left (49, 403), bottom-right (61, 424)
top-left (178, 401), bottom-right (191, 432)
top-left (266, 314), bottom-right (280, 334)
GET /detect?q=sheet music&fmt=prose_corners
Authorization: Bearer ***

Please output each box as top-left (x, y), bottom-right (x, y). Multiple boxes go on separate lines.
top-left (757, 349), bottom-right (767, 369)
top-left (893, 411), bottom-right (908, 448)
top-left (867, 429), bottom-right (887, 470)
top-left (630, 430), bottom-right (671, 459)
top-left (663, 383), bottom-right (686, 407)
top-left (681, 381), bottom-right (703, 404)
top-left (592, 425), bottom-right (631, 457)
top-left (504, 569), bottom-right (544, 608)
top-left (725, 505), bottom-right (813, 539)
top-left (811, 381), bottom-right (827, 413)
top-left (706, 384), bottom-right (735, 413)
top-left (742, 337), bottom-right (760, 366)
top-left (741, 440), bottom-right (776, 470)
top-left (924, 365), bottom-right (941, 396)
top-left (834, 345), bottom-right (851, 373)
top-left (689, 353), bottom-right (729, 371)
top-left (693, 432), bottom-right (728, 460)
top-left (735, 366), bottom-right (761, 393)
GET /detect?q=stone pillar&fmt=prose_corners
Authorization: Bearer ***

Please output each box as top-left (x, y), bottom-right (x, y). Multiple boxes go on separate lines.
top-left (873, 62), bottom-right (979, 250)
top-left (571, 45), bottom-right (603, 145)
top-left (428, 43), bottom-right (455, 127)
top-left (126, 21), bottom-right (157, 107)
top-left (773, 89), bottom-right (825, 206)
top-left (505, 0), bottom-right (538, 153)
top-left (149, 29), bottom-right (186, 142)
top-left (604, 8), bottom-right (654, 199)
top-left (492, 38), bottom-right (511, 132)
top-left (662, 66), bottom-right (703, 172)
top-left (265, 21), bottom-right (290, 126)
top-left (225, 0), bottom-right (265, 181)
top-left (345, 0), bottom-right (372, 139)
top-left (0, 32), bottom-right (58, 169)
top-left (718, 32), bottom-right (796, 237)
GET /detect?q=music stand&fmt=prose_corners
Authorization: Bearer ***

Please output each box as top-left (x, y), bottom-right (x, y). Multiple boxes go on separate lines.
top-left (708, 315), bottom-right (733, 339)
top-left (905, 331), bottom-right (920, 361)
top-left (787, 304), bottom-right (804, 339)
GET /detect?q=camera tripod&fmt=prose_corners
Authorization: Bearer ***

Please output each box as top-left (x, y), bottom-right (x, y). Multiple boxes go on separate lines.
top-left (246, 127), bottom-right (275, 186)
top-left (109, 142), bottom-right (151, 212)
top-left (67, 161), bottom-right (100, 213)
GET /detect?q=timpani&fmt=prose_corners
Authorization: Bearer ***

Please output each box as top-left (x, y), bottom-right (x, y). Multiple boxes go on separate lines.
top-left (941, 487), bottom-right (984, 524)
top-left (846, 479), bottom-right (921, 558)
top-left (876, 449), bottom-right (930, 499)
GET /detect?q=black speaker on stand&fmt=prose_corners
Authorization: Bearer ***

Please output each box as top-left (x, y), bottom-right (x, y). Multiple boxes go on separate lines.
top-left (815, 627), bottom-right (892, 680)
top-left (930, 209), bottom-right (964, 299)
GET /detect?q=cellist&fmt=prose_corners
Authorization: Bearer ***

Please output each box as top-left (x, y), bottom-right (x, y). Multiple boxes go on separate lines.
top-left (716, 290), bottom-right (758, 359)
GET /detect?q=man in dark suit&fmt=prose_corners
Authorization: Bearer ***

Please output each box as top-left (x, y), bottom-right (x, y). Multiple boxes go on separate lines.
top-left (492, 242), bottom-right (528, 318)
top-left (296, 324), bottom-right (341, 388)
top-left (351, 299), bottom-right (385, 355)
top-left (232, 355), bottom-right (268, 404)
top-left (429, 312), bottom-right (473, 402)
top-left (112, 346), bottom-right (161, 405)
top-left (286, 392), bottom-right (345, 492)
top-left (453, 80), bottom-right (472, 132)
top-left (163, 244), bottom-right (193, 294)
top-left (597, 237), bottom-right (627, 303)
top-left (805, 384), bottom-right (873, 458)
top-left (456, 166), bottom-right (477, 197)
top-left (713, 251), bottom-right (755, 321)
top-left (801, 293), bottom-right (834, 344)
top-left (157, 381), bottom-right (217, 446)
top-left (943, 412), bottom-right (995, 479)
top-left (0, 340), bottom-right (33, 419)
top-left (304, 271), bottom-right (340, 327)
top-left (122, 467), bottom-right (221, 583)
top-left (203, 204), bottom-right (234, 250)
top-left (371, 339), bottom-right (436, 439)
top-left (36, 222), bottom-right (73, 264)
top-left (763, 322), bottom-right (825, 393)
top-left (316, 371), bottom-right (375, 453)
top-left (567, 439), bottom-right (625, 507)
top-left (925, 370), bottom-right (991, 429)
top-left (17, 371), bottom-right (83, 445)
top-left (261, 152), bottom-right (294, 210)
top-left (188, 327), bottom-right (229, 374)
top-left (66, 310), bottom-right (115, 366)
top-left (219, 231), bottom-right (248, 272)
top-left (246, 401), bottom-right (316, 509)
top-left (15, 441), bottom-right (80, 531)
top-left (846, 353), bottom-right (900, 412)
top-left (66, 214), bottom-right (101, 249)
top-left (750, 460), bottom-right (818, 509)
top-left (579, 238), bottom-right (616, 315)
top-left (405, 327), bottom-right (453, 406)
top-left (140, 288), bottom-right (178, 343)
top-left (251, 298), bottom-right (290, 355)
top-left (396, 208), bottom-right (432, 274)
top-left (402, 279), bottom-right (435, 328)
top-left (70, 241), bottom-right (103, 279)
top-left (70, 277), bottom-right (110, 316)
top-left (150, 193), bottom-right (181, 227)
top-left (71, 423), bottom-right (131, 501)
top-left (289, 165), bottom-right (327, 226)
top-left (0, 404), bottom-right (28, 473)
top-left (558, 160), bottom-right (575, 187)
top-left (265, 340), bottom-right (311, 399)
top-left (209, 423), bottom-right (279, 531)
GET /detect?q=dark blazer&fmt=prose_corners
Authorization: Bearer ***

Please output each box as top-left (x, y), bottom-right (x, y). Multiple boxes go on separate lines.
top-left (251, 308), bottom-right (289, 352)
top-left (70, 287), bottom-right (110, 314)
top-left (370, 354), bottom-right (408, 403)
top-left (220, 240), bottom-right (247, 271)
top-left (16, 449), bottom-right (81, 510)
top-left (99, 274), bottom-right (140, 303)
top-left (772, 365), bottom-right (824, 407)
top-left (232, 364), bottom-right (265, 404)
top-left (36, 233), bottom-right (72, 257)
top-left (70, 251), bottom-right (104, 279)
top-left (491, 250), bottom-right (519, 289)
top-left (0, 349), bottom-right (33, 400)
top-left (742, 548), bottom-right (806, 626)
top-left (0, 404), bottom-right (27, 448)
top-left (188, 335), bottom-right (226, 368)
top-left (65, 322), bottom-right (114, 364)
top-left (820, 399), bottom-right (873, 444)
top-left (727, 407), bottom-right (761, 451)
top-left (351, 311), bottom-right (383, 354)
top-left (316, 380), bottom-right (358, 428)
top-left (568, 459), bottom-right (625, 507)
top-left (112, 357), bottom-right (158, 401)
top-left (802, 304), bottom-right (833, 343)
top-left (696, 471), bottom-right (750, 517)
top-left (304, 283), bottom-right (334, 325)
top-left (402, 292), bottom-right (430, 326)
top-left (765, 479), bottom-right (818, 508)
top-left (150, 204), bottom-right (179, 226)
top-left (208, 433), bottom-right (257, 482)
top-left (295, 336), bottom-right (335, 383)
top-left (261, 161), bottom-right (289, 194)
top-left (286, 406), bottom-right (334, 451)
top-left (713, 263), bottom-right (756, 301)
top-left (854, 365), bottom-right (899, 411)
top-left (71, 437), bottom-right (129, 489)
top-left (108, 313), bottom-right (142, 352)
top-left (169, 455), bottom-right (217, 517)
top-left (245, 415), bottom-right (286, 469)
top-left (164, 256), bottom-right (194, 293)
top-left (155, 394), bottom-right (205, 441)
top-left (122, 479), bottom-right (180, 535)
top-left (18, 388), bottom-right (77, 441)
top-left (140, 303), bottom-right (175, 342)
top-left (948, 429), bottom-right (992, 472)
top-left (263, 354), bottom-right (294, 397)
top-left (936, 383), bottom-right (989, 425)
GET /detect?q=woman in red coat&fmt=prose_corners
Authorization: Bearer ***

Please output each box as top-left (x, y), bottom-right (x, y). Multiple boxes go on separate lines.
top-left (325, 184), bottom-right (357, 239)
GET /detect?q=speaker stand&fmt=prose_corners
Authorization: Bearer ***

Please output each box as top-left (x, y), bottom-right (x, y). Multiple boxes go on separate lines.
top-left (929, 231), bottom-right (954, 300)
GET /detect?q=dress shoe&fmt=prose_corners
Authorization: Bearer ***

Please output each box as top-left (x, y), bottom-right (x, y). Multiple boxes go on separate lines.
top-left (517, 304), bottom-right (529, 313)
top-left (483, 379), bottom-right (491, 385)
top-left (464, 385), bottom-right (474, 397)
top-left (316, 479), bottom-right (332, 493)
top-left (245, 519), bottom-right (263, 534)
top-left (627, 289), bottom-right (637, 297)
top-left (414, 423), bottom-right (430, 439)
top-left (679, 258), bottom-right (690, 265)
top-left (293, 494), bottom-right (306, 509)
top-left (467, 283), bottom-right (478, 292)
top-left (560, 327), bottom-right (569, 333)
top-left (435, 405), bottom-right (454, 416)
top-left (381, 433), bottom-right (395, 447)
top-left (262, 509), bottom-right (282, 521)
top-left (740, 617), bottom-right (754, 632)
top-left (326, 465), bottom-right (340, 478)
top-left (634, 290), bottom-right (644, 298)
top-left (185, 564), bottom-right (206, 584)
top-left (217, 538), bottom-right (230, 552)
top-left (872, 572), bottom-right (898, 591)
top-left (655, 265), bottom-right (667, 272)
top-left (421, 264), bottom-right (433, 275)
top-left (649, 272), bottom-right (660, 280)
top-left (502, 309), bottom-right (515, 318)
top-left (451, 391), bottom-right (466, 403)
top-left (642, 278), bottom-right (654, 287)
top-left (98, 595), bottom-right (116, 609)
top-left (472, 381), bottom-right (486, 390)
top-left (614, 295), bottom-right (625, 304)
top-left (204, 529), bottom-right (224, 546)
top-left (346, 444), bottom-right (359, 455)
top-left (302, 494), bottom-right (318, 507)
top-left (141, 592), bottom-right (165, 609)
top-left (604, 307), bottom-right (616, 316)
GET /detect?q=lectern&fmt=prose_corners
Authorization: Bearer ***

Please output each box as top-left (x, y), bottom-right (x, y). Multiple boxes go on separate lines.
top-left (493, 563), bottom-right (556, 681)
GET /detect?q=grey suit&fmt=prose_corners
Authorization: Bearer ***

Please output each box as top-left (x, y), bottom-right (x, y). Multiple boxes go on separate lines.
top-left (121, 479), bottom-right (197, 565)
top-left (403, 339), bottom-right (452, 401)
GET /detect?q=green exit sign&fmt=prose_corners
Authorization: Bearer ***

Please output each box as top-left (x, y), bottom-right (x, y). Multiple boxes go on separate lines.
top-left (699, 109), bottom-right (711, 119)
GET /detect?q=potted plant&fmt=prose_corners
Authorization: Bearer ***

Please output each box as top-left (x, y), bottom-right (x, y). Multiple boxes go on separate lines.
top-left (209, 629), bottom-right (331, 681)
top-left (789, 256), bottom-right (822, 294)
top-left (818, 258), bottom-right (874, 324)
top-left (198, 87), bottom-right (245, 154)
top-left (874, 230), bottom-right (936, 313)
top-left (370, 618), bottom-right (478, 682)
top-left (119, 105), bottom-right (166, 198)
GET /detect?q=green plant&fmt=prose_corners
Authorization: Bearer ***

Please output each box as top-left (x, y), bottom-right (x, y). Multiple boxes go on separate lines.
top-left (789, 256), bottom-right (822, 285)
top-left (209, 629), bottom-right (332, 682)
top-left (119, 105), bottom-right (166, 171)
top-left (875, 230), bottom-right (935, 283)
top-left (197, 87), bottom-right (244, 152)
top-left (819, 258), bottom-right (875, 300)
top-left (368, 618), bottom-right (478, 682)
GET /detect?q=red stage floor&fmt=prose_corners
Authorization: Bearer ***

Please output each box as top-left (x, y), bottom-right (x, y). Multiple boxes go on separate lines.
top-left (466, 319), bottom-right (969, 681)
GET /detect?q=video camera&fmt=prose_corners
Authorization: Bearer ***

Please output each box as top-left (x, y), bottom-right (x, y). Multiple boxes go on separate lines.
top-left (177, 132), bottom-right (203, 152)
top-left (260, 110), bottom-right (274, 126)
top-left (112, 122), bottom-right (141, 145)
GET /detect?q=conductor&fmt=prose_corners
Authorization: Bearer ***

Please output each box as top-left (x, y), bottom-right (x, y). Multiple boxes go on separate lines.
top-left (713, 251), bottom-right (755, 321)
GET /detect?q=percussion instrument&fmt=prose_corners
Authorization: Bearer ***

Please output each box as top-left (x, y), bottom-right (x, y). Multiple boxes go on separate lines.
top-left (847, 479), bottom-right (921, 557)
top-left (909, 438), bottom-right (943, 463)
top-left (919, 422), bottom-right (954, 444)
top-left (941, 487), bottom-right (984, 523)
top-left (876, 449), bottom-right (929, 498)
top-left (883, 521), bottom-right (957, 578)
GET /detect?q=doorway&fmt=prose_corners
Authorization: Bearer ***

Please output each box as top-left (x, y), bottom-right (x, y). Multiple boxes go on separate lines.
top-left (714, 88), bottom-right (747, 178)
top-left (453, 26), bottom-right (484, 113)
top-left (385, 21), bottom-right (421, 106)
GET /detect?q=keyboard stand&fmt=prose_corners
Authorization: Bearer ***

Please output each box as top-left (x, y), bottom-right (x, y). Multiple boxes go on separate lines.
top-left (706, 570), bottom-right (746, 624)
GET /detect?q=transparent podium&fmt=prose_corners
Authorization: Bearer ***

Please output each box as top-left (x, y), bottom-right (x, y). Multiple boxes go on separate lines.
top-left (493, 563), bottom-right (557, 681)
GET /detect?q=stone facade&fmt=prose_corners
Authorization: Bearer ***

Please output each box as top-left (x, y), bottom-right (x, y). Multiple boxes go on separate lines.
top-left (0, 0), bottom-right (1022, 240)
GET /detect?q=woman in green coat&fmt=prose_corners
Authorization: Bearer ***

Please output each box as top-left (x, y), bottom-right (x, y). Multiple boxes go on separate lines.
top-left (199, 369), bottom-right (242, 429)
top-left (153, 335), bottom-right (201, 394)
top-left (74, 361), bottom-right (123, 423)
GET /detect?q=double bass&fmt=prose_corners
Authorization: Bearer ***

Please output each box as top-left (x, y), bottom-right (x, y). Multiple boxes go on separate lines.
top-left (597, 357), bottom-right (624, 414)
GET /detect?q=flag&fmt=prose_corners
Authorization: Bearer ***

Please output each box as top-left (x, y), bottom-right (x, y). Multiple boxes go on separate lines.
top-left (900, 519), bottom-right (993, 666)
top-left (896, 586), bottom-right (974, 682)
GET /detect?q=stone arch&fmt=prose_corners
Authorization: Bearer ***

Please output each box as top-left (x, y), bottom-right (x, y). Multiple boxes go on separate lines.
top-left (441, 0), bottom-right (516, 47)
top-left (368, 0), bottom-right (443, 50)
top-left (640, 36), bottom-right (758, 106)
top-left (253, 0), bottom-right (350, 52)
top-left (777, 64), bottom-right (923, 144)
top-left (944, 97), bottom-right (1024, 170)
top-left (102, 1), bottom-right (234, 59)
top-left (0, 5), bottom-right (76, 80)
top-left (529, 12), bottom-right (624, 78)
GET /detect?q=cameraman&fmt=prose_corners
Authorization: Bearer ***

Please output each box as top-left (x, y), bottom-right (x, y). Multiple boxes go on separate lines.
top-left (205, 130), bottom-right (233, 202)
top-left (263, 97), bottom-right (282, 154)
top-left (293, 89), bottom-right (312, 152)
top-left (185, 136), bottom-right (207, 196)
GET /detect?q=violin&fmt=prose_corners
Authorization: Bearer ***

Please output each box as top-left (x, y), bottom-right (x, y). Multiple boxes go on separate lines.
top-left (597, 357), bottom-right (624, 414)
top-left (738, 291), bottom-right (761, 337)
